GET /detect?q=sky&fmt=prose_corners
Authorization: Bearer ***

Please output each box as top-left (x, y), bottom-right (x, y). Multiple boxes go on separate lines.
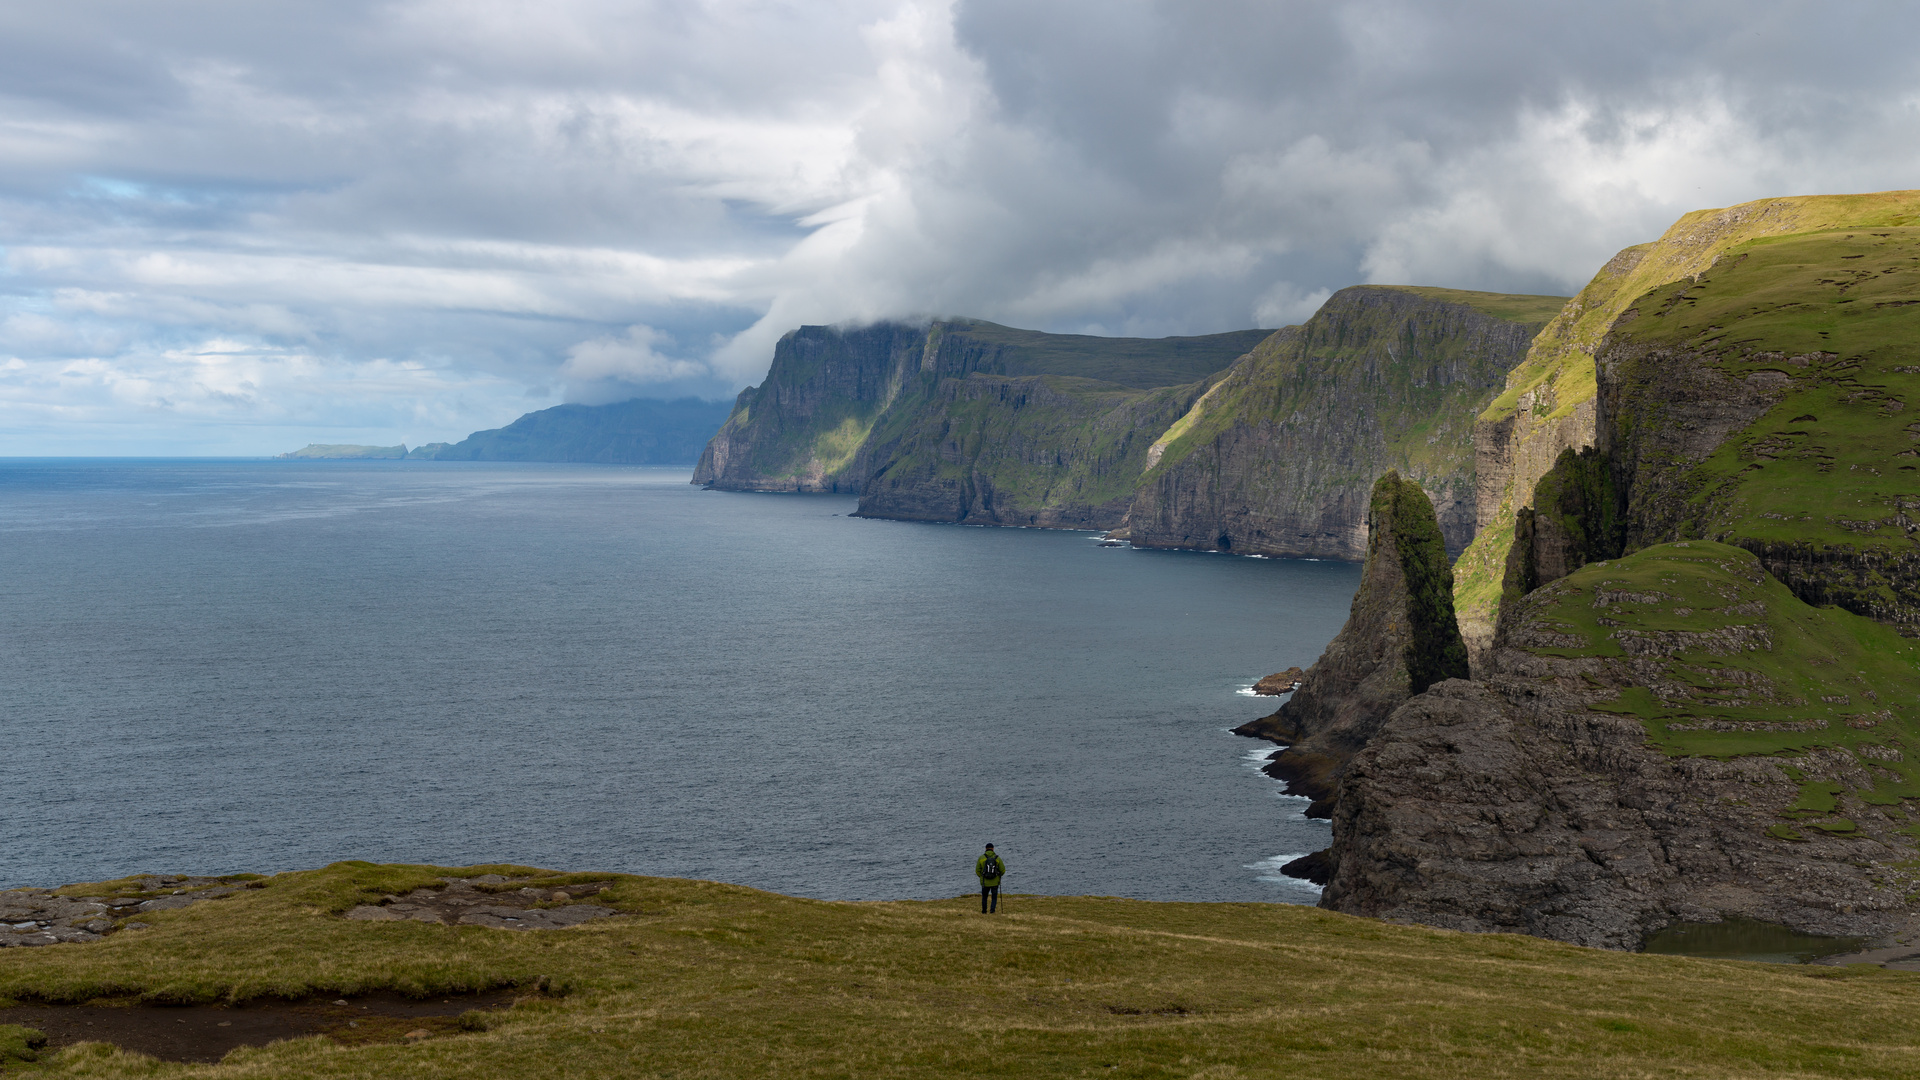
top-left (3, 1), bottom-right (1919, 454)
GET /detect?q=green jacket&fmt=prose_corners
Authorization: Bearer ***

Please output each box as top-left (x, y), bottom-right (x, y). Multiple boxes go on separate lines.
top-left (975, 852), bottom-right (1007, 887)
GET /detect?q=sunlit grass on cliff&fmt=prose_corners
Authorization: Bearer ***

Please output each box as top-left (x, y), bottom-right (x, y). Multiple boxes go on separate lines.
top-left (9, 861), bottom-right (1920, 1078)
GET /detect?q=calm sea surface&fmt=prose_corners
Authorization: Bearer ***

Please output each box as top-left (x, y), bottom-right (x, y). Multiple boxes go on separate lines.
top-left (0, 461), bottom-right (1359, 902)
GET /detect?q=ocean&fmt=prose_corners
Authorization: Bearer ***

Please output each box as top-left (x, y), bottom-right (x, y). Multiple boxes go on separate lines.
top-left (0, 460), bottom-right (1359, 903)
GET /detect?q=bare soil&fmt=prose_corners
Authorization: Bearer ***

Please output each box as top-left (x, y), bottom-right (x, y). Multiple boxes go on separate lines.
top-left (0, 989), bottom-right (521, 1063)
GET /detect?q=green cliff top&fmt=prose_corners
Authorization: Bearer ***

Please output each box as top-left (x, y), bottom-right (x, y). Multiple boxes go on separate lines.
top-left (1371, 285), bottom-right (1569, 326)
top-left (1609, 227), bottom-right (1920, 565)
top-left (8, 860), bottom-right (1920, 1077)
top-left (1516, 541), bottom-right (1920, 791)
top-left (940, 319), bottom-right (1274, 389)
top-left (1482, 189), bottom-right (1920, 429)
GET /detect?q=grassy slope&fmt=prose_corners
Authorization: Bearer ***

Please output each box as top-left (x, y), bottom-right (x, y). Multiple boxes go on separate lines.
top-left (10, 862), bottom-right (1920, 1079)
top-left (1517, 543), bottom-right (1920, 804)
top-left (1144, 286), bottom-right (1556, 488)
top-left (1610, 228), bottom-right (1920, 565)
top-left (1454, 191), bottom-right (1920, 635)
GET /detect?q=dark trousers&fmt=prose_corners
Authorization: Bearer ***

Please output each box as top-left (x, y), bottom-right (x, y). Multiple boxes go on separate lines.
top-left (980, 884), bottom-right (999, 912)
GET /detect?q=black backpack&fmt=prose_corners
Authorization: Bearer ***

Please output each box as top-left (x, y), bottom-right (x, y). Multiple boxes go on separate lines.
top-left (982, 854), bottom-right (1003, 880)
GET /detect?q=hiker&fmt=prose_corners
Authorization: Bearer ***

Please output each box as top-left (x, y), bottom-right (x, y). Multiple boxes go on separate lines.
top-left (975, 843), bottom-right (1006, 913)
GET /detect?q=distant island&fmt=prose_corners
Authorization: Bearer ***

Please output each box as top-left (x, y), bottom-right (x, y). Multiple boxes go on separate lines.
top-left (276, 397), bottom-right (733, 464)
top-left (276, 443), bottom-right (410, 460)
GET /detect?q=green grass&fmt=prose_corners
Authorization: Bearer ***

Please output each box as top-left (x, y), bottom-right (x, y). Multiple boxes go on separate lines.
top-left (1608, 228), bottom-right (1920, 569)
top-left (1456, 190), bottom-right (1920, 639)
top-left (860, 372), bottom-right (1202, 517)
top-left (1374, 286), bottom-right (1569, 326)
top-left (14, 861), bottom-right (1920, 1078)
top-left (1144, 287), bottom-right (1551, 492)
top-left (1510, 541), bottom-right (1920, 792)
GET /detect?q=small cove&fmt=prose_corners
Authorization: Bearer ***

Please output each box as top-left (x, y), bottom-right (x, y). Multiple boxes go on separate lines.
top-left (0, 460), bottom-right (1358, 902)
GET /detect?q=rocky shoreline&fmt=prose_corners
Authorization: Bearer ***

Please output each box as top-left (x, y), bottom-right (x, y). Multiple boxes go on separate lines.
top-left (0, 876), bottom-right (245, 947)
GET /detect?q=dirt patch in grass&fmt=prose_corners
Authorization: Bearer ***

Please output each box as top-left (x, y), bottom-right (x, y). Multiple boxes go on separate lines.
top-left (342, 875), bottom-right (621, 929)
top-left (0, 988), bottom-right (519, 1063)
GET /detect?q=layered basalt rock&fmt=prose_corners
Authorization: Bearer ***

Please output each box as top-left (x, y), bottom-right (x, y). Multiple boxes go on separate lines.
top-left (694, 319), bottom-right (1268, 497)
top-left (852, 373), bottom-right (1205, 529)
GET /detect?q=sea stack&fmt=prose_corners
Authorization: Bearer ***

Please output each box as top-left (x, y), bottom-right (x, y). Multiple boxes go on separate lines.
top-left (1234, 471), bottom-right (1469, 831)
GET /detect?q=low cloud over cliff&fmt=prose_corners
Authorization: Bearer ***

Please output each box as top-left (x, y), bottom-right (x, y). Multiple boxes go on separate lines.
top-left (4, 0), bottom-right (1919, 451)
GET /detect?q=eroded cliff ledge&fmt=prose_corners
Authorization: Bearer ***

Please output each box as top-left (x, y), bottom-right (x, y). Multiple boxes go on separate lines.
top-left (1453, 189), bottom-right (1920, 667)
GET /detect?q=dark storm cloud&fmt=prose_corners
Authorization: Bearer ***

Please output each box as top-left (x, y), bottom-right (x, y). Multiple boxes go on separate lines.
top-left (1, 0), bottom-right (1917, 452)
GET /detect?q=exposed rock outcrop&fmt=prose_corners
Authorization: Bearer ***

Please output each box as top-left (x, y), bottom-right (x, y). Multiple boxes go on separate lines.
top-left (1128, 286), bottom-right (1557, 561)
top-left (1294, 199), bottom-right (1920, 953)
top-left (1235, 472), bottom-right (1468, 817)
top-left (343, 876), bottom-right (619, 930)
top-left (1322, 543), bottom-right (1920, 948)
top-left (0, 876), bottom-right (250, 947)
top-left (1252, 667), bottom-right (1306, 696)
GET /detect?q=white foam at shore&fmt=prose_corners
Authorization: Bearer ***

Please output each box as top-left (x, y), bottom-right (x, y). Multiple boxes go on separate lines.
top-left (1245, 853), bottom-right (1323, 892)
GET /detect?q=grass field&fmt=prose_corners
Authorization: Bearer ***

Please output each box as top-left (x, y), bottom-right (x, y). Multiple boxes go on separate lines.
top-left (8, 862), bottom-right (1920, 1078)
top-left (1610, 227), bottom-right (1920, 552)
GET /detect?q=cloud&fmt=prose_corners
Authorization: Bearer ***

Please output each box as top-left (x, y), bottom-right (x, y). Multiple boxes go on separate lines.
top-left (561, 324), bottom-right (711, 403)
top-left (4, 0), bottom-right (1920, 451)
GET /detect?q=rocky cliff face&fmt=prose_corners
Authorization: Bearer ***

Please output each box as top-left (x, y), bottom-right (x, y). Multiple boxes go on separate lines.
top-left (853, 374), bottom-right (1204, 528)
top-left (1127, 286), bottom-right (1557, 561)
top-left (1234, 473), bottom-right (1468, 831)
top-left (1322, 542), bottom-right (1920, 948)
top-left (694, 323), bottom-right (929, 492)
top-left (1303, 201), bottom-right (1920, 952)
top-left (1454, 190), bottom-right (1920, 666)
top-left (693, 319), bottom-right (1268, 499)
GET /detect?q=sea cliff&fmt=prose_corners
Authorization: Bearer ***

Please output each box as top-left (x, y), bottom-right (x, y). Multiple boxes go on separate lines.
top-left (1125, 286), bottom-right (1559, 560)
top-left (697, 290), bottom-right (1559, 556)
top-left (1286, 193), bottom-right (1920, 952)
top-left (1452, 190), bottom-right (1920, 665)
